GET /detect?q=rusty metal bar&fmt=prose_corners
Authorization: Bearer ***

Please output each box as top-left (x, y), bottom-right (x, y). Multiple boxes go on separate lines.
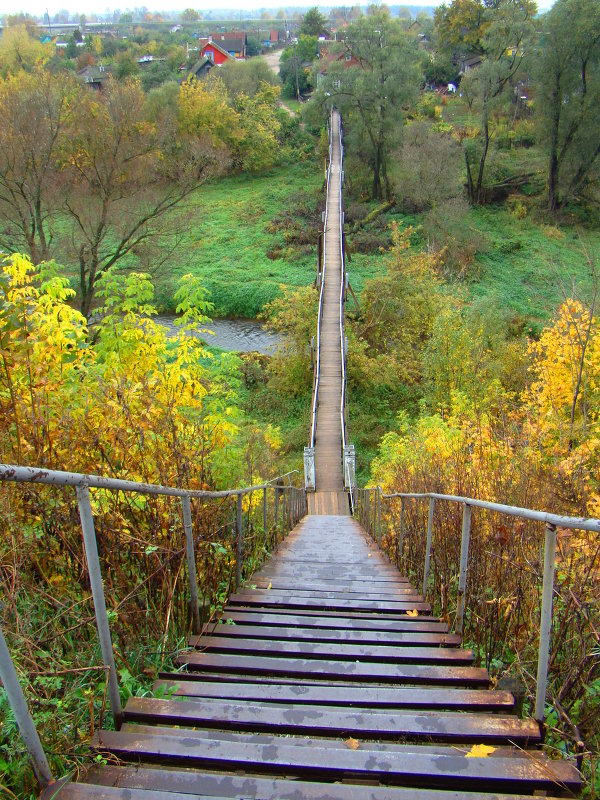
top-left (263, 487), bottom-right (268, 541)
top-left (0, 464), bottom-right (299, 502)
top-left (382, 490), bottom-right (600, 534)
top-left (0, 622), bottom-right (53, 787)
top-left (377, 487), bottom-right (382, 545)
top-left (535, 523), bottom-right (558, 723)
top-left (76, 485), bottom-right (123, 729)
top-left (235, 493), bottom-right (243, 590)
top-left (181, 496), bottom-right (201, 636)
top-left (423, 497), bottom-right (435, 597)
top-left (398, 497), bottom-right (405, 561)
top-left (455, 504), bottom-right (472, 636)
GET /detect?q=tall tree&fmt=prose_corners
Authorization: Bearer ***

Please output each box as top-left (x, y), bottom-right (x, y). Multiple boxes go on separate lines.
top-left (61, 78), bottom-right (218, 318)
top-left (0, 70), bottom-right (75, 263)
top-left (315, 12), bottom-right (420, 198)
top-left (536, 0), bottom-right (600, 211)
top-left (461, 0), bottom-right (536, 204)
top-left (301, 7), bottom-right (329, 36)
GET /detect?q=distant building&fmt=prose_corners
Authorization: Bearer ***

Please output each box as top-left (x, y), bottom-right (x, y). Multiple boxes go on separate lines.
top-left (77, 64), bottom-right (112, 90)
top-left (200, 39), bottom-right (235, 66)
top-left (208, 31), bottom-right (247, 59)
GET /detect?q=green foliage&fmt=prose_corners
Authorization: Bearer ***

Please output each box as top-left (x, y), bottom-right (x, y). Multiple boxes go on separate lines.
top-left (314, 12), bottom-right (421, 199)
top-left (535, 0), bottom-right (600, 210)
top-left (301, 7), bottom-right (329, 36)
top-left (280, 36), bottom-right (318, 98)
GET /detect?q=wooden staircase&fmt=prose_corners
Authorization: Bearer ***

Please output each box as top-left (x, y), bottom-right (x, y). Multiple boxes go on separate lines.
top-left (44, 514), bottom-right (581, 800)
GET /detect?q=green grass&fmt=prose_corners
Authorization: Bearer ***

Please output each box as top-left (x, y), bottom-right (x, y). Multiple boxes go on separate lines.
top-left (469, 207), bottom-right (598, 327)
top-left (154, 159), bottom-right (323, 317)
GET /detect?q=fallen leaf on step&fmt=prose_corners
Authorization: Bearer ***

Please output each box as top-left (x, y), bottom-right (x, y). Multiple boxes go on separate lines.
top-left (406, 609), bottom-right (419, 617)
top-left (367, 553), bottom-right (373, 558)
top-left (344, 737), bottom-right (360, 750)
top-left (267, 581), bottom-right (272, 590)
top-left (465, 744), bottom-right (496, 758)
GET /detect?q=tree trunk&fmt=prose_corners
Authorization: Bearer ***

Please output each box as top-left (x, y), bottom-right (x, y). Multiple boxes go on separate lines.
top-left (475, 111), bottom-right (490, 205)
top-left (547, 74), bottom-right (562, 213)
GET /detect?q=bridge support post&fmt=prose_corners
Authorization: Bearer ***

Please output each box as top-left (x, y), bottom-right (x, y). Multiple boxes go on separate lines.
top-left (76, 485), bottom-right (123, 729)
top-left (423, 497), bottom-right (435, 597)
top-left (235, 493), bottom-right (243, 590)
top-left (398, 498), bottom-right (405, 566)
top-left (304, 447), bottom-right (315, 491)
top-left (274, 485), bottom-right (279, 544)
top-left (263, 487), bottom-right (268, 542)
top-left (182, 496), bottom-right (201, 635)
top-left (455, 503), bottom-right (472, 636)
top-left (535, 523), bottom-right (557, 725)
top-left (0, 622), bottom-right (53, 788)
top-left (377, 488), bottom-right (382, 545)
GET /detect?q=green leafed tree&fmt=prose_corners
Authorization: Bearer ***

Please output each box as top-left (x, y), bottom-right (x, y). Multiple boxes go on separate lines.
top-left (301, 7), bottom-right (329, 37)
top-left (535, 0), bottom-right (600, 211)
top-left (314, 12), bottom-right (420, 199)
top-left (460, 0), bottom-right (536, 204)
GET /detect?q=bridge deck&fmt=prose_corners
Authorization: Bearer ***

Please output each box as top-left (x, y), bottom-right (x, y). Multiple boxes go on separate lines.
top-left (309, 111), bottom-right (348, 516)
top-left (48, 515), bottom-right (580, 800)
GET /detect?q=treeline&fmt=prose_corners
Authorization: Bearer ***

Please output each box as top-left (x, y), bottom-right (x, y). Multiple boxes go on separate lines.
top-left (307, 0), bottom-right (599, 213)
top-left (0, 60), bottom-right (307, 317)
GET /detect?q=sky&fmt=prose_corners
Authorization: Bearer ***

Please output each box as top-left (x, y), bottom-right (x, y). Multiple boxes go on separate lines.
top-left (0, 0), bottom-right (556, 19)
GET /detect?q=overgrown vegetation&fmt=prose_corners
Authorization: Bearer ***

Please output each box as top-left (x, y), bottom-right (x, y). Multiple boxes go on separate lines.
top-left (0, 254), bottom-right (289, 793)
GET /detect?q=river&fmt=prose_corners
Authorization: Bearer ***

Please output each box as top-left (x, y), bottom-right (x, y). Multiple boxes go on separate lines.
top-left (154, 315), bottom-right (279, 355)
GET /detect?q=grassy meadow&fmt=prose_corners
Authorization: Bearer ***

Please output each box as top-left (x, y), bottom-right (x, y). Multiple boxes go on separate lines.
top-left (153, 159), bottom-right (323, 317)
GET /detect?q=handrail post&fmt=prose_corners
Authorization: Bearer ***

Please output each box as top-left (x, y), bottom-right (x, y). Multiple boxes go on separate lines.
top-left (455, 503), bottom-right (472, 636)
top-left (365, 491), bottom-right (370, 537)
top-left (274, 484), bottom-right (279, 541)
top-left (398, 498), bottom-right (405, 564)
top-left (263, 487), bottom-right (268, 542)
top-left (76, 485), bottom-right (123, 729)
top-left (377, 487), bottom-right (382, 545)
top-left (535, 523), bottom-right (558, 724)
top-left (235, 492), bottom-right (243, 590)
top-left (181, 495), bottom-right (201, 635)
top-left (0, 622), bottom-right (53, 787)
top-left (423, 497), bottom-right (435, 597)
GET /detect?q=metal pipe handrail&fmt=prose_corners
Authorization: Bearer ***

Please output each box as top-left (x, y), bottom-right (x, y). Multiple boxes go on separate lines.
top-left (381, 490), bottom-right (600, 533)
top-left (1, 462), bottom-right (307, 786)
top-left (309, 108), bottom-right (334, 449)
top-left (336, 115), bottom-right (354, 515)
top-left (358, 484), bottom-right (599, 728)
top-left (0, 464), bottom-right (301, 500)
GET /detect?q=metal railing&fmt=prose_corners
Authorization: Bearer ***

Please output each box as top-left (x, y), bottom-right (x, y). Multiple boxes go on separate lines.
top-left (337, 116), bottom-right (354, 515)
top-left (308, 108), bottom-right (334, 455)
top-left (0, 463), bottom-right (306, 787)
top-left (354, 484), bottom-right (600, 726)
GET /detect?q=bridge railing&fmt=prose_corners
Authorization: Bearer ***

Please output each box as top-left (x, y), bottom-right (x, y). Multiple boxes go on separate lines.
top-left (337, 118), bottom-right (354, 514)
top-left (306, 110), bottom-right (333, 473)
top-left (354, 485), bottom-right (600, 728)
top-left (0, 463), bottom-right (306, 787)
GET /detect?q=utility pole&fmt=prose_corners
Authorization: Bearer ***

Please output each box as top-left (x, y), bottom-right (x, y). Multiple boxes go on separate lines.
top-left (294, 42), bottom-right (300, 101)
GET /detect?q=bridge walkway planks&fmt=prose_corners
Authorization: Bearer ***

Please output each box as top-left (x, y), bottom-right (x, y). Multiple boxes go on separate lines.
top-left (308, 110), bottom-right (348, 517)
top-left (45, 514), bottom-right (581, 800)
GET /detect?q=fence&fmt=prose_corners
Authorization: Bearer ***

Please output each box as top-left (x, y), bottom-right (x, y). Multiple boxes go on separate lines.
top-left (354, 485), bottom-right (600, 730)
top-left (0, 463), bottom-right (306, 787)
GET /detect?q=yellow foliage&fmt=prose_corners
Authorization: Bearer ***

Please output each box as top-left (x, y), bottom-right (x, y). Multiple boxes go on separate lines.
top-left (0, 254), bottom-right (238, 489)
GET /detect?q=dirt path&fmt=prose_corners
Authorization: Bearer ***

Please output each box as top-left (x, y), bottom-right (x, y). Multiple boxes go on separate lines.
top-left (263, 48), bottom-right (283, 75)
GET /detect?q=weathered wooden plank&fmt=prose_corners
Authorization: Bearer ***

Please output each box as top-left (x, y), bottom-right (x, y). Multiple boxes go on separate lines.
top-left (153, 680), bottom-right (516, 712)
top-left (226, 593), bottom-right (431, 613)
top-left (123, 697), bottom-right (541, 744)
top-left (216, 610), bottom-right (449, 632)
top-left (93, 730), bottom-right (580, 793)
top-left (190, 624), bottom-right (462, 647)
top-left (186, 637), bottom-right (474, 665)
top-left (88, 765), bottom-right (570, 800)
top-left (175, 652), bottom-right (489, 685)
